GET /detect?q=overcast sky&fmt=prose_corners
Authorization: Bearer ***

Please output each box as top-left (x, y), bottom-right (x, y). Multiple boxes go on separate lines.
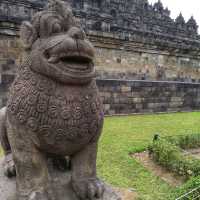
top-left (149, 0), bottom-right (200, 26)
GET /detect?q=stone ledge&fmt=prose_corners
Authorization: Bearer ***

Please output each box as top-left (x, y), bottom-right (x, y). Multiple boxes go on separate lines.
top-left (0, 159), bottom-right (121, 200)
top-left (96, 79), bottom-right (200, 86)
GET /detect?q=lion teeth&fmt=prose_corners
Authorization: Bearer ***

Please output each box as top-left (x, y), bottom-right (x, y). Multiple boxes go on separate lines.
top-left (48, 56), bottom-right (59, 63)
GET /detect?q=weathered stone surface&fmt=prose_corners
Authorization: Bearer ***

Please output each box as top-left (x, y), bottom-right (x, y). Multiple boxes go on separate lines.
top-left (1, 0), bottom-right (200, 84)
top-left (0, 159), bottom-right (121, 200)
top-left (0, 1), bottom-right (114, 199)
top-left (97, 79), bottom-right (200, 115)
top-left (0, 0), bottom-right (198, 40)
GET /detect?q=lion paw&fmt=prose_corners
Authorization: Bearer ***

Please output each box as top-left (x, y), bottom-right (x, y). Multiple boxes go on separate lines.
top-left (3, 153), bottom-right (16, 178)
top-left (28, 188), bottom-right (56, 200)
top-left (28, 191), bottom-right (48, 200)
top-left (72, 178), bottom-right (105, 200)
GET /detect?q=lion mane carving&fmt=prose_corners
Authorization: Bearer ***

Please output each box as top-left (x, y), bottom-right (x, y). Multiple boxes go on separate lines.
top-left (1, 0), bottom-right (105, 199)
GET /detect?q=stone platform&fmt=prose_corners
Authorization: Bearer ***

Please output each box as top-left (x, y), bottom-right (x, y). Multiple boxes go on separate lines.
top-left (0, 159), bottom-right (121, 200)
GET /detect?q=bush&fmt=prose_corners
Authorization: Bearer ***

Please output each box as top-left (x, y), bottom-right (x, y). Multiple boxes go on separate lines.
top-left (149, 137), bottom-right (200, 178)
top-left (149, 134), bottom-right (200, 199)
top-left (166, 134), bottom-right (200, 149)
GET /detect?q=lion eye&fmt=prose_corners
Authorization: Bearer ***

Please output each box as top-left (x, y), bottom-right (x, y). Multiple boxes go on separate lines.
top-left (52, 23), bottom-right (62, 34)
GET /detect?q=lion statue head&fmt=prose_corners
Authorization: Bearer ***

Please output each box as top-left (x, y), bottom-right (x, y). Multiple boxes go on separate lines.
top-left (20, 0), bottom-right (95, 84)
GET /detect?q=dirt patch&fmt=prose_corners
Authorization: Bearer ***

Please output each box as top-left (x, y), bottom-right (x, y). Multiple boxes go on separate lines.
top-left (132, 151), bottom-right (185, 187)
top-left (183, 148), bottom-right (200, 159)
top-left (114, 187), bottom-right (138, 200)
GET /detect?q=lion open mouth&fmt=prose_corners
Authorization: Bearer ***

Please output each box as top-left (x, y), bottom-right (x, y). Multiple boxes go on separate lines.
top-left (44, 52), bottom-right (94, 75)
top-left (37, 36), bottom-right (96, 83)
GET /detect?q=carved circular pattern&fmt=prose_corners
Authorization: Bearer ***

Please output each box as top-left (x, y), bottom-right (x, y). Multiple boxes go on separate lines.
top-left (37, 80), bottom-right (49, 92)
top-left (55, 129), bottom-right (66, 142)
top-left (72, 105), bottom-right (82, 120)
top-left (38, 94), bottom-right (48, 102)
top-left (27, 94), bottom-right (38, 106)
top-left (8, 103), bottom-right (19, 115)
top-left (48, 105), bottom-right (58, 118)
top-left (61, 107), bottom-right (71, 120)
top-left (27, 117), bottom-right (38, 132)
top-left (13, 82), bottom-right (24, 92)
top-left (38, 125), bottom-right (54, 145)
top-left (37, 103), bottom-right (48, 113)
top-left (8, 97), bottom-right (21, 114)
top-left (39, 125), bottom-right (51, 137)
top-left (17, 109), bottom-right (27, 124)
top-left (66, 127), bottom-right (80, 141)
top-left (37, 94), bottom-right (49, 113)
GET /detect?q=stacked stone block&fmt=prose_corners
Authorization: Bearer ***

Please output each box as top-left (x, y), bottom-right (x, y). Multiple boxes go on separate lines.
top-left (0, 36), bottom-right (21, 108)
top-left (97, 79), bottom-right (200, 115)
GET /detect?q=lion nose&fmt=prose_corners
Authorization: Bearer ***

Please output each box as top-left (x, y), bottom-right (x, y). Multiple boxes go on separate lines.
top-left (67, 27), bottom-right (86, 40)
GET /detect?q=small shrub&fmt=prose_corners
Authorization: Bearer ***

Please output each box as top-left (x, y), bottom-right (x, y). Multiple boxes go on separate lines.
top-left (149, 137), bottom-right (200, 179)
top-left (166, 134), bottom-right (200, 149)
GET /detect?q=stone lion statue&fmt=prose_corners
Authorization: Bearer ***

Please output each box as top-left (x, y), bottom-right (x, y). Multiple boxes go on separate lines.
top-left (0, 0), bottom-right (106, 199)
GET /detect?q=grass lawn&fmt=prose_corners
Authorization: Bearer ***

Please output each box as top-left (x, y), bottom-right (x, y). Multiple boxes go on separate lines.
top-left (97, 112), bottom-right (200, 200)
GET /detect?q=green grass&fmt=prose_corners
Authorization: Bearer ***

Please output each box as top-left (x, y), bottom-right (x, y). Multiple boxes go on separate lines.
top-left (97, 112), bottom-right (200, 200)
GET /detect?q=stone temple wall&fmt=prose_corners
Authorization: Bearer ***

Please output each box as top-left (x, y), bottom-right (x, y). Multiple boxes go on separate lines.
top-left (1, 0), bottom-right (200, 83)
top-left (89, 32), bottom-right (200, 82)
top-left (97, 79), bottom-right (200, 115)
top-left (0, 0), bottom-right (200, 114)
top-left (0, 35), bottom-right (22, 108)
top-left (96, 48), bottom-right (200, 82)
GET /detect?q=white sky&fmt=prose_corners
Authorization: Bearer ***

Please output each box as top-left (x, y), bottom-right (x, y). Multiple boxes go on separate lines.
top-left (149, 0), bottom-right (200, 27)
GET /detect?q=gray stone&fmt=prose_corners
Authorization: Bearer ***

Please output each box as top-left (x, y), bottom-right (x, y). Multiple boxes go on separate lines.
top-left (0, 0), bottom-right (199, 42)
top-left (0, 159), bottom-right (121, 200)
top-left (1, 1), bottom-right (115, 199)
top-left (99, 80), bottom-right (200, 115)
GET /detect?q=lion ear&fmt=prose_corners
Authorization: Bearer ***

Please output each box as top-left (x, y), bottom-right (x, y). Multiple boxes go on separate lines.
top-left (20, 21), bottom-right (37, 50)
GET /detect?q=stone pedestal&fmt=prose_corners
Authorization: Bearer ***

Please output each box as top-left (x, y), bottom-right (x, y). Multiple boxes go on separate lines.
top-left (0, 159), bottom-right (121, 200)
